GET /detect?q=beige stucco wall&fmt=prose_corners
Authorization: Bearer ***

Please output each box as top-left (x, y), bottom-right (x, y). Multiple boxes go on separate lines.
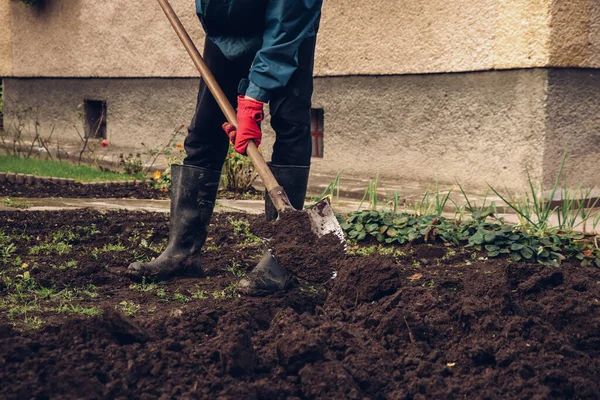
top-left (2, 78), bottom-right (199, 151)
top-left (0, 0), bottom-right (12, 76)
top-left (302, 69), bottom-right (549, 191)
top-left (543, 69), bottom-right (600, 187)
top-left (3, 0), bottom-right (599, 78)
top-left (5, 67), bottom-right (599, 191)
top-left (7, 0), bottom-right (203, 78)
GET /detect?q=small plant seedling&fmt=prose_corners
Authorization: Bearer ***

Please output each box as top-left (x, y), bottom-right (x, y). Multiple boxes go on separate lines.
top-left (30, 242), bottom-right (72, 256)
top-left (130, 277), bottom-right (158, 292)
top-left (224, 261), bottom-right (246, 277)
top-left (118, 301), bottom-right (140, 316)
top-left (228, 218), bottom-right (261, 244)
top-left (192, 287), bottom-right (208, 300)
top-left (173, 292), bottom-right (190, 304)
top-left (156, 288), bottom-right (168, 301)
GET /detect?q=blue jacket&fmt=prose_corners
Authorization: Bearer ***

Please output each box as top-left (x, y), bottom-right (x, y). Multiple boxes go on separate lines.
top-left (196, 0), bottom-right (322, 102)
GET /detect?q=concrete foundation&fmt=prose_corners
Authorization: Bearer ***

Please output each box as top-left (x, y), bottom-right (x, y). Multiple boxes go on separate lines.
top-left (3, 68), bottom-right (599, 192)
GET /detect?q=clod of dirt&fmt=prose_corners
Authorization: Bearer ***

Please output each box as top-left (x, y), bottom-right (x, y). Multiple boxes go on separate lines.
top-left (249, 211), bottom-right (346, 283)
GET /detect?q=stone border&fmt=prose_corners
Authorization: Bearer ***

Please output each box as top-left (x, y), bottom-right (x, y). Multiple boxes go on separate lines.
top-left (0, 172), bottom-right (153, 187)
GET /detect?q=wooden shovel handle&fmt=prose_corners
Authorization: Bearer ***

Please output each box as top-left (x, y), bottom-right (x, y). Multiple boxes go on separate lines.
top-left (156, 0), bottom-right (294, 213)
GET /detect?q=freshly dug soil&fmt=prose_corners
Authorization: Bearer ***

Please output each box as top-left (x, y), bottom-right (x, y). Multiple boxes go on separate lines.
top-left (0, 180), bottom-right (261, 200)
top-left (1, 210), bottom-right (599, 399)
top-left (251, 211), bottom-right (345, 283)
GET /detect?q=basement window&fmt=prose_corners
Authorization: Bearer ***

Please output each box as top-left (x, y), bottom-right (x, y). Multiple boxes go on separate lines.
top-left (310, 108), bottom-right (324, 158)
top-left (84, 100), bottom-right (107, 139)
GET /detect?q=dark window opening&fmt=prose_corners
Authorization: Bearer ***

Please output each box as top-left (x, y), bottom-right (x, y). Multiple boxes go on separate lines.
top-left (84, 100), bottom-right (107, 139)
top-left (310, 108), bottom-right (324, 158)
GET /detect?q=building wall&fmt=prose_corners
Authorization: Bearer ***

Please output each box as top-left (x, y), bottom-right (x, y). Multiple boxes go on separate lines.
top-left (0, 1), bottom-right (12, 76)
top-left (2, 0), bottom-right (599, 79)
top-left (2, 78), bottom-right (200, 152)
top-left (543, 69), bottom-right (600, 187)
top-left (10, 67), bottom-right (598, 191)
top-left (304, 69), bottom-right (548, 191)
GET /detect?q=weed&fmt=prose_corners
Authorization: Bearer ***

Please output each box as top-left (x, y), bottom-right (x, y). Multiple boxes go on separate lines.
top-left (156, 288), bottom-right (168, 301)
top-left (29, 242), bottom-right (71, 256)
top-left (212, 283), bottom-right (238, 299)
top-left (102, 243), bottom-right (126, 252)
top-left (224, 261), bottom-right (246, 277)
top-left (347, 245), bottom-right (376, 256)
top-left (220, 145), bottom-right (259, 191)
top-left (192, 287), bottom-right (208, 300)
top-left (23, 315), bottom-right (44, 330)
top-left (53, 260), bottom-right (77, 270)
top-left (118, 301), bottom-right (140, 316)
top-left (1, 198), bottom-right (30, 209)
top-left (173, 292), bottom-right (190, 304)
top-left (56, 302), bottom-right (101, 316)
top-left (130, 277), bottom-right (158, 293)
top-left (358, 173), bottom-right (380, 211)
top-left (34, 285), bottom-right (56, 299)
top-left (309, 172), bottom-right (342, 206)
top-left (1, 242), bottom-right (16, 262)
top-left (228, 218), bottom-right (261, 244)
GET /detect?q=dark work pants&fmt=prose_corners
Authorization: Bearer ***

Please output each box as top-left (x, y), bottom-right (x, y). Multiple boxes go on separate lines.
top-left (183, 36), bottom-right (316, 171)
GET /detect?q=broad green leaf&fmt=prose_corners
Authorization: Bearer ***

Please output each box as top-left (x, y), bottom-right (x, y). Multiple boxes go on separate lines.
top-left (484, 232), bottom-right (496, 243)
top-left (521, 247), bottom-right (534, 259)
top-left (511, 243), bottom-right (525, 251)
top-left (386, 227), bottom-right (398, 238)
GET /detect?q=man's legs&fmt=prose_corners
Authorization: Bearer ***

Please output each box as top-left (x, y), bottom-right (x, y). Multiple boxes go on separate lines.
top-left (127, 39), bottom-right (252, 279)
top-left (184, 39), bottom-right (254, 170)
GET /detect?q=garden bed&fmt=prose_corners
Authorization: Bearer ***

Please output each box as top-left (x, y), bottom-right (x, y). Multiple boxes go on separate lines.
top-left (0, 209), bottom-right (599, 399)
top-left (0, 180), bottom-right (262, 200)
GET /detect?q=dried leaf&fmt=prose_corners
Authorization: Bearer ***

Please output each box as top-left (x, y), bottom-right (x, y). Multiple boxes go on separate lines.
top-left (409, 273), bottom-right (423, 281)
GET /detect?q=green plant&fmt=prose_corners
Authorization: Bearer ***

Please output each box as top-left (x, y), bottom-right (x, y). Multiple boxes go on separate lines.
top-left (489, 154), bottom-right (567, 235)
top-left (118, 301), bottom-right (140, 316)
top-left (119, 153), bottom-right (144, 176)
top-left (358, 173), bottom-right (380, 211)
top-left (220, 145), bottom-right (259, 191)
top-left (228, 217), bottom-right (261, 244)
top-left (156, 288), bottom-right (168, 300)
top-left (309, 172), bottom-right (342, 206)
top-left (224, 261), bottom-right (246, 277)
top-left (29, 242), bottom-right (71, 256)
top-left (173, 291), bottom-right (191, 304)
top-left (52, 260), bottom-right (77, 270)
top-left (1, 198), bottom-right (30, 209)
top-left (1, 242), bottom-right (16, 262)
top-left (130, 277), bottom-right (158, 292)
top-left (150, 126), bottom-right (188, 190)
top-left (555, 184), bottom-right (600, 233)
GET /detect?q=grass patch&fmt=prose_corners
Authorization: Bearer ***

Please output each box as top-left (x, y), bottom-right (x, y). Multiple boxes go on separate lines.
top-left (0, 155), bottom-right (139, 182)
top-left (1, 198), bottom-right (30, 209)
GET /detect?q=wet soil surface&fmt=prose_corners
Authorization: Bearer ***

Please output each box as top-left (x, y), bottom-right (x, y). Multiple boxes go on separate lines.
top-left (1, 210), bottom-right (599, 399)
top-left (0, 181), bottom-right (261, 200)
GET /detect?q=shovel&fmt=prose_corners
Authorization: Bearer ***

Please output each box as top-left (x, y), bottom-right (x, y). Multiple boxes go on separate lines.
top-left (155, 0), bottom-right (344, 242)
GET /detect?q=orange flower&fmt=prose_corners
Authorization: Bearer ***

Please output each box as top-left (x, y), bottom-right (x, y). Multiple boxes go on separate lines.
top-left (176, 143), bottom-right (184, 150)
top-left (153, 170), bottom-right (162, 180)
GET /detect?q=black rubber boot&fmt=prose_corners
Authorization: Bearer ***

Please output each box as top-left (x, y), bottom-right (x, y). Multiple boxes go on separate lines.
top-left (264, 163), bottom-right (310, 221)
top-left (238, 164), bottom-right (310, 295)
top-left (126, 164), bottom-right (220, 280)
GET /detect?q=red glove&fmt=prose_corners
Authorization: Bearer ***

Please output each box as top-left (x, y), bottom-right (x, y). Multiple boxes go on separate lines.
top-left (222, 96), bottom-right (264, 155)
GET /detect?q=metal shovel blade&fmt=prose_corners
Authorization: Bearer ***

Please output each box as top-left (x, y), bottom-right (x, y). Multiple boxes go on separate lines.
top-left (305, 197), bottom-right (346, 243)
